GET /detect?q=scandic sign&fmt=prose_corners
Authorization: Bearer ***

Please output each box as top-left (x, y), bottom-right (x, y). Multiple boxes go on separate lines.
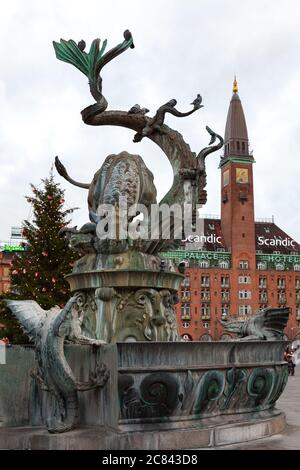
top-left (182, 235), bottom-right (297, 248)
top-left (257, 236), bottom-right (296, 247)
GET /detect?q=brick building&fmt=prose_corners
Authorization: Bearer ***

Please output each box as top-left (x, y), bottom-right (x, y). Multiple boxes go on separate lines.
top-left (164, 79), bottom-right (300, 341)
top-left (0, 252), bottom-right (13, 294)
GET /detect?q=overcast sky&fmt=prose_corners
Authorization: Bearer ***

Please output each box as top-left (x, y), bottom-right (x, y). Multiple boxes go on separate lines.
top-left (1, 0), bottom-right (300, 243)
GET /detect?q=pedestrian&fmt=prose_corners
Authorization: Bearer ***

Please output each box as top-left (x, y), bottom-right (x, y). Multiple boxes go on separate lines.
top-left (284, 347), bottom-right (295, 376)
top-left (291, 349), bottom-right (297, 376)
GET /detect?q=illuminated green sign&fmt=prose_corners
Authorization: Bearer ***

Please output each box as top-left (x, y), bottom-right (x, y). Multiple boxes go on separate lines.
top-left (0, 243), bottom-right (25, 252)
top-left (162, 250), bottom-right (231, 266)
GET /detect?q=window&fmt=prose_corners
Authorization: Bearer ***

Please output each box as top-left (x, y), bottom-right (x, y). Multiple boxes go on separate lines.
top-left (181, 288), bottom-right (190, 301)
top-left (259, 291), bottom-right (268, 302)
top-left (275, 264), bottom-right (285, 271)
top-left (257, 262), bottom-right (267, 270)
top-left (296, 279), bottom-right (300, 289)
top-left (182, 322), bottom-right (190, 329)
top-left (242, 142), bottom-right (245, 152)
top-left (259, 277), bottom-right (267, 288)
top-left (221, 290), bottom-right (230, 302)
top-left (277, 278), bottom-right (286, 289)
top-left (219, 260), bottom-right (229, 269)
top-left (182, 334), bottom-right (192, 342)
top-left (273, 251), bottom-right (281, 255)
top-left (181, 304), bottom-right (191, 320)
top-left (277, 292), bottom-right (286, 303)
top-left (239, 260), bottom-right (249, 269)
top-left (239, 305), bottom-right (252, 315)
top-left (216, 248), bottom-right (225, 252)
top-left (296, 292), bottom-right (300, 303)
top-left (202, 323), bottom-right (210, 330)
top-left (221, 276), bottom-right (230, 288)
top-left (199, 260), bottom-right (210, 268)
top-left (297, 306), bottom-right (300, 319)
top-left (181, 276), bottom-right (190, 287)
top-left (239, 276), bottom-right (251, 284)
top-left (201, 304), bottom-right (211, 319)
top-left (221, 305), bottom-right (229, 319)
top-left (294, 265), bottom-right (300, 272)
top-left (201, 290), bottom-right (210, 301)
top-left (201, 276), bottom-right (210, 287)
top-left (256, 250), bottom-right (262, 254)
top-left (239, 290), bottom-right (252, 299)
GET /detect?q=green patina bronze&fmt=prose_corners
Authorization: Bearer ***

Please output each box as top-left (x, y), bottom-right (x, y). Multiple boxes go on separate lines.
top-left (3, 30), bottom-right (290, 442)
top-left (53, 33), bottom-right (133, 103)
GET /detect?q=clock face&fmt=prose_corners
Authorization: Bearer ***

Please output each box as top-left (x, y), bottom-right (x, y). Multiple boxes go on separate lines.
top-left (223, 169), bottom-right (230, 187)
top-left (236, 168), bottom-right (249, 184)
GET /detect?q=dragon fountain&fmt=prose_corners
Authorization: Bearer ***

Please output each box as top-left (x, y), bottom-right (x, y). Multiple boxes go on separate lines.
top-left (0, 30), bottom-right (290, 449)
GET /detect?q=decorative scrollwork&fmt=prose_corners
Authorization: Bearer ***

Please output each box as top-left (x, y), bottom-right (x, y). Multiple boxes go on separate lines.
top-left (118, 372), bottom-right (180, 420)
top-left (220, 367), bottom-right (247, 410)
top-left (247, 368), bottom-right (275, 407)
top-left (193, 370), bottom-right (225, 415)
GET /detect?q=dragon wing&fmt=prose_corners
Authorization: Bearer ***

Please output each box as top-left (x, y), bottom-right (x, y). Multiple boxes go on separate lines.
top-left (5, 300), bottom-right (53, 341)
top-left (254, 307), bottom-right (290, 336)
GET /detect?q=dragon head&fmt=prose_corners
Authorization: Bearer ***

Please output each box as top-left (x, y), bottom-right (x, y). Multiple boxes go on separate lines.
top-left (219, 318), bottom-right (245, 336)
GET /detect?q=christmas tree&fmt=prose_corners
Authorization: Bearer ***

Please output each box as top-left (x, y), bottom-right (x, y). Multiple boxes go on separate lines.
top-left (0, 172), bottom-right (78, 343)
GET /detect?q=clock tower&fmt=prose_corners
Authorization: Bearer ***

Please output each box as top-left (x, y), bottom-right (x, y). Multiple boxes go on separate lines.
top-left (220, 78), bottom-right (256, 267)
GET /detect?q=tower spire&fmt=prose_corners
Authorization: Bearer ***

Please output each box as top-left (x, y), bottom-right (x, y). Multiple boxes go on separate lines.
top-left (222, 78), bottom-right (253, 161)
top-left (233, 75), bottom-right (238, 93)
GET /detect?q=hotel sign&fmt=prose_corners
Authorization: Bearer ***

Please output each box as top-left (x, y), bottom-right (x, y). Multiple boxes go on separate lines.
top-left (257, 254), bottom-right (300, 264)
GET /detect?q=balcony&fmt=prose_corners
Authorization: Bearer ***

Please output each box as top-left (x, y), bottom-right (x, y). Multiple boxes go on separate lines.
top-left (181, 296), bottom-right (191, 302)
top-left (201, 295), bottom-right (211, 302)
top-left (201, 316), bottom-right (211, 321)
top-left (259, 283), bottom-right (267, 289)
top-left (181, 315), bottom-right (191, 321)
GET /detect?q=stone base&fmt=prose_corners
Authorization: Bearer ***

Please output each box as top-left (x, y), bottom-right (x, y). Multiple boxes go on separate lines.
top-left (0, 409), bottom-right (286, 450)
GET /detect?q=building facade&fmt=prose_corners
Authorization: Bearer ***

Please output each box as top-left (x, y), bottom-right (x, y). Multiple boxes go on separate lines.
top-left (164, 79), bottom-right (300, 341)
top-left (0, 252), bottom-right (12, 294)
top-left (0, 227), bottom-right (26, 294)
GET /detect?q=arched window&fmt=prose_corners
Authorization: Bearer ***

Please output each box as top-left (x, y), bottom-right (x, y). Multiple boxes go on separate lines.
top-left (181, 334), bottom-right (192, 342)
top-left (294, 264), bottom-right (300, 271)
top-left (200, 334), bottom-right (212, 342)
top-left (242, 142), bottom-right (245, 152)
top-left (219, 260), bottom-right (229, 269)
top-left (257, 262), bottom-right (267, 270)
top-left (275, 263), bottom-right (285, 271)
top-left (220, 334), bottom-right (232, 342)
top-left (237, 141), bottom-right (240, 151)
top-left (199, 260), bottom-right (210, 268)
